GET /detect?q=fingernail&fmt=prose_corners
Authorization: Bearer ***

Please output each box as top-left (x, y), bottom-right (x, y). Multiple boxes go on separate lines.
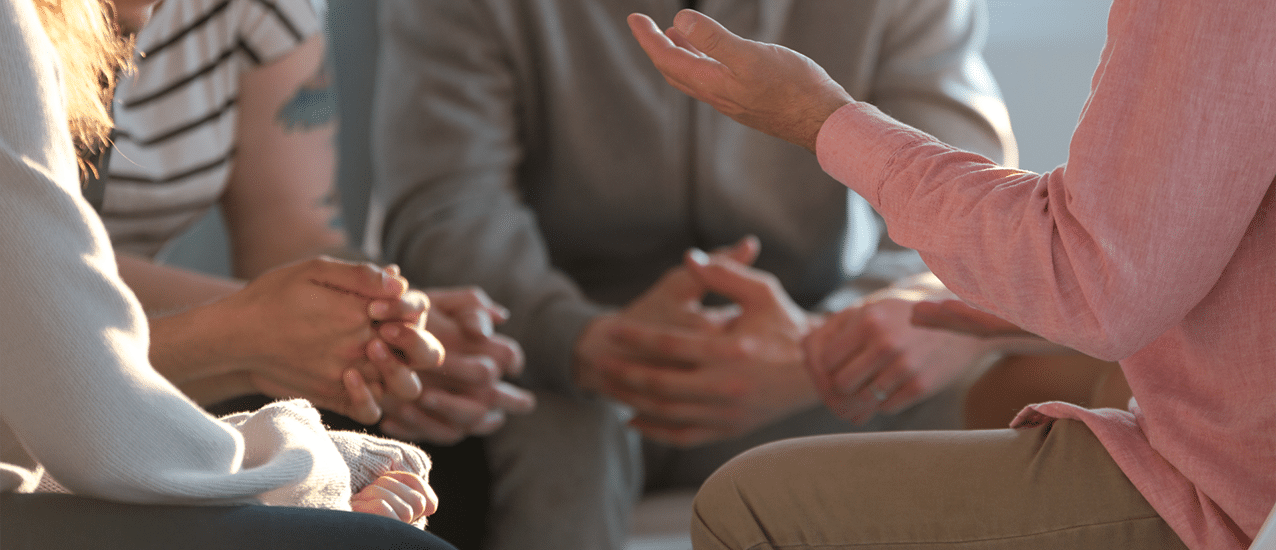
top-left (369, 340), bottom-right (389, 361)
top-left (673, 10), bottom-right (696, 35)
top-left (687, 248), bottom-right (710, 266)
top-left (369, 301), bottom-right (390, 318)
top-left (383, 270), bottom-right (401, 293)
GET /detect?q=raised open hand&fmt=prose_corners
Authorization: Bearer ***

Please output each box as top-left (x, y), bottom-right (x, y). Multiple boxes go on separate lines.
top-left (627, 10), bottom-right (853, 152)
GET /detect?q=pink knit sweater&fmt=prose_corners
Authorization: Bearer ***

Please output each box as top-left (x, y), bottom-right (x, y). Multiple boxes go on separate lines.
top-left (815, 1), bottom-right (1275, 549)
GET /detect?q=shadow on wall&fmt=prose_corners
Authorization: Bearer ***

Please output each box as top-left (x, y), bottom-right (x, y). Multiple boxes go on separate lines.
top-left (158, 0), bottom-right (1113, 274)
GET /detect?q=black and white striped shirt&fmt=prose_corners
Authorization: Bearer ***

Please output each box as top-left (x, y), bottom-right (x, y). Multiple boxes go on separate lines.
top-left (103, 0), bottom-right (321, 257)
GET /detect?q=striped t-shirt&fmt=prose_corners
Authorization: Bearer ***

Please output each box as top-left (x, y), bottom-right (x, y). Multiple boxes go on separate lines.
top-left (102, 0), bottom-right (321, 258)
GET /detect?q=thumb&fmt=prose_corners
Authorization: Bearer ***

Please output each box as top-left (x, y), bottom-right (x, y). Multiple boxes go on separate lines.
top-left (684, 248), bottom-right (783, 313)
top-left (671, 9), bottom-right (749, 65)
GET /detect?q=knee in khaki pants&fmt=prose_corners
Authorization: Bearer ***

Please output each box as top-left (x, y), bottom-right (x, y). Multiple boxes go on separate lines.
top-left (691, 421), bottom-right (1184, 550)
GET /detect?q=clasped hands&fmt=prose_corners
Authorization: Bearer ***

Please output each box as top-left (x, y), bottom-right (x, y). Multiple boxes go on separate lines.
top-left (574, 240), bottom-right (1008, 446)
top-left (198, 257), bottom-right (533, 441)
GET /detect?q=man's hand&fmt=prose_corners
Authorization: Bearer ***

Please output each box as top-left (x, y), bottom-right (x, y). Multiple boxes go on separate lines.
top-left (574, 238), bottom-right (760, 394)
top-left (575, 238), bottom-right (820, 447)
top-left (371, 287), bottom-right (536, 445)
top-left (627, 10), bottom-right (853, 152)
top-left (803, 275), bottom-right (996, 424)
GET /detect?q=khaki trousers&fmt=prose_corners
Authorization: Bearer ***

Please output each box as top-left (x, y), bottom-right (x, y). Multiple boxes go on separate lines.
top-left (692, 419), bottom-right (1188, 550)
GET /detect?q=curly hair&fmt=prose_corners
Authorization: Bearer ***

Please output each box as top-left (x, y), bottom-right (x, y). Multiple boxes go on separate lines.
top-left (31, 0), bottom-right (133, 163)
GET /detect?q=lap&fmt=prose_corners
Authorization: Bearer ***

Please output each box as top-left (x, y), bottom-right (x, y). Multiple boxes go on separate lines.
top-left (691, 419), bottom-right (1186, 550)
top-left (0, 492), bottom-right (455, 550)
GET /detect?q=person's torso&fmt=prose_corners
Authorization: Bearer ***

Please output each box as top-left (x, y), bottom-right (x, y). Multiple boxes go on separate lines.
top-left (101, 0), bottom-right (319, 258)
top-left (482, 0), bottom-right (901, 306)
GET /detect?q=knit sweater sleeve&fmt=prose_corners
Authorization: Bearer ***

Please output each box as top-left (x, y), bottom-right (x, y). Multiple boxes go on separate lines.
top-left (0, 0), bottom-right (349, 509)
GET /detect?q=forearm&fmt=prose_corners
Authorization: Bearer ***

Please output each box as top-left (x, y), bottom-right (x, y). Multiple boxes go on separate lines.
top-left (117, 252), bottom-right (244, 315)
top-left (147, 299), bottom-right (250, 401)
top-left (116, 253), bottom-right (264, 402)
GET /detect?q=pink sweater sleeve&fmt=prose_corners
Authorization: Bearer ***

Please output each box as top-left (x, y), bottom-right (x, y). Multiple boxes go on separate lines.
top-left (816, 0), bottom-right (1276, 362)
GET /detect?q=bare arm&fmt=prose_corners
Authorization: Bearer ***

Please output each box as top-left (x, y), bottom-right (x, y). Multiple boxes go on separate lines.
top-left (221, 34), bottom-right (347, 279)
top-left (117, 252), bottom-right (244, 316)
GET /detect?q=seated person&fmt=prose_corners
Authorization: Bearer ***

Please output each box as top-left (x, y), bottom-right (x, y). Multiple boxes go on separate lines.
top-left (629, 4), bottom-right (1274, 548)
top-left (0, 0), bottom-right (449, 547)
top-left (363, 1), bottom-right (1114, 548)
top-left (96, 0), bottom-right (533, 441)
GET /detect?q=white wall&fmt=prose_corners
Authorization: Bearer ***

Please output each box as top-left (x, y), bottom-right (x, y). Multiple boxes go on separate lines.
top-left (984, 0), bottom-right (1112, 173)
top-left (159, 0), bottom-right (1115, 274)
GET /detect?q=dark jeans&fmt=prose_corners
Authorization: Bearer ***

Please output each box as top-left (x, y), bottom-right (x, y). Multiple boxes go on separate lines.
top-left (0, 492), bottom-right (456, 550)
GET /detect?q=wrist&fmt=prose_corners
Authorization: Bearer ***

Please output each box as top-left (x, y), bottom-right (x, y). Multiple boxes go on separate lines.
top-left (801, 95), bottom-right (853, 154)
top-left (181, 372), bottom-right (256, 405)
top-left (148, 299), bottom-right (250, 392)
top-left (570, 312), bottom-right (616, 394)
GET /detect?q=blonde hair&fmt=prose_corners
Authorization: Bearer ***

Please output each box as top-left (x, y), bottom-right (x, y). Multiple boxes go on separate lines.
top-left (32, 0), bottom-right (133, 164)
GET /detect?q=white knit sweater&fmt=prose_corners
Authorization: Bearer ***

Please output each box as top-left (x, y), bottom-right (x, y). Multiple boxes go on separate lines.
top-left (0, 0), bottom-right (427, 510)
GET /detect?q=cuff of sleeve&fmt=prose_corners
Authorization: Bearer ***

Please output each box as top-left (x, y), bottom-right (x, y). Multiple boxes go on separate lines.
top-left (327, 431), bottom-right (431, 493)
top-left (515, 299), bottom-right (607, 396)
top-left (816, 102), bottom-right (933, 214)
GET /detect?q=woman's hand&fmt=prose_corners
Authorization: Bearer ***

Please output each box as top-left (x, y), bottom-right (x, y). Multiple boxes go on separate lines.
top-left (152, 257), bottom-right (440, 424)
top-left (350, 471), bottom-right (438, 526)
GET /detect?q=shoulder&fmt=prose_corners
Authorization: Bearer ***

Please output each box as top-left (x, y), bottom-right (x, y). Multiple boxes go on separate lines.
top-left (136, 0), bottom-right (321, 66)
top-left (0, 0), bottom-right (51, 86)
top-left (0, 0), bottom-right (75, 184)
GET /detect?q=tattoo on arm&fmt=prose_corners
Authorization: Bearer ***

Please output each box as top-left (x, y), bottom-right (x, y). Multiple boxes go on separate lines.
top-left (276, 64), bottom-right (338, 132)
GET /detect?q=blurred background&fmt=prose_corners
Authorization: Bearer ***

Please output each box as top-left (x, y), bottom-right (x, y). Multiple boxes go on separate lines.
top-left (159, 0), bottom-right (1115, 275)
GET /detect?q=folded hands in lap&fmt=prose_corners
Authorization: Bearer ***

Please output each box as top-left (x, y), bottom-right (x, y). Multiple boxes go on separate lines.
top-left (576, 238), bottom-right (1021, 443)
top-left (574, 237), bottom-right (820, 447)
